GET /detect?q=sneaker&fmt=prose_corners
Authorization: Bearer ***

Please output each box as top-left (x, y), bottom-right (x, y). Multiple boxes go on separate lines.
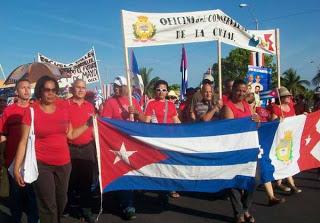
top-left (291, 186), bottom-right (302, 194)
top-left (268, 197), bottom-right (286, 206)
top-left (123, 207), bottom-right (136, 221)
top-left (276, 184), bottom-right (291, 192)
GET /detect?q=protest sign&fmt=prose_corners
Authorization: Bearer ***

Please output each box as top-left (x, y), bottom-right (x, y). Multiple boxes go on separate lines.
top-left (38, 49), bottom-right (100, 87)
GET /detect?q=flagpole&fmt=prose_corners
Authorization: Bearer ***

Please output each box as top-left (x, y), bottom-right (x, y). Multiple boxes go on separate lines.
top-left (92, 46), bottom-right (105, 100)
top-left (276, 88), bottom-right (284, 119)
top-left (0, 64), bottom-right (6, 80)
top-left (92, 115), bottom-right (103, 221)
top-left (121, 10), bottom-right (134, 121)
top-left (217, 39), bottom-right (222, 99)
top-left (276, 28), bottom-right (281, 88)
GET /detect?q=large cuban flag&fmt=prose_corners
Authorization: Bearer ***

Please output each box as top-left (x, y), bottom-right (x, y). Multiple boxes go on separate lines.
top-left (96, 117), bottom-right (260, 193)
top-left (258, 111), bottom-right (320, 183)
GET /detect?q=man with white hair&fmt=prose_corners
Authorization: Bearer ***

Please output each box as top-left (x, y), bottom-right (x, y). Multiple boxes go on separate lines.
top-left (67, 79), bottom-right (96, 223)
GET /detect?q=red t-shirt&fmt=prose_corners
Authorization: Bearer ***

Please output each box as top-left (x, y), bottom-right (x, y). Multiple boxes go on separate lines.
top-left (145, 99), bottom-right (178, 123)
top-left (0, 103), bottom-right (30, 167)
top-left (101, 96), bottom-right (142, 120)
top-left (271, 103), bottom-right (296, 118)
top-left (67, 99), bottom-right (95, 145)
top-left (22, 103), bottom-right (70, 166)
top-left (222, 94), bottom-right (230, 104)
top-left (225, 100), bottom-right (252, 119)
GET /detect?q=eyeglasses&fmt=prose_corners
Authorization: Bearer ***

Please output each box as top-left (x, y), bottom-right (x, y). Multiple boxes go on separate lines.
top-left (168, 96), bottom-right (177, 100)
top-left (156, 88), bottom-right (167, 92)
top-left (43, 88), bottom-right (57, 93)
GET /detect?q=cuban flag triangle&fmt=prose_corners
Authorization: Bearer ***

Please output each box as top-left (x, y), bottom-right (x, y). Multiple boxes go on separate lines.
top-left (258, 111), bottom-right (320, 183)
top-left (95, 117), bottom-right (259, 193)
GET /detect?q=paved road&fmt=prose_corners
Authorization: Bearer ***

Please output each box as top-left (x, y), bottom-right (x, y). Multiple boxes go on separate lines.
top-left (1, 169), bottom-right (319, 223)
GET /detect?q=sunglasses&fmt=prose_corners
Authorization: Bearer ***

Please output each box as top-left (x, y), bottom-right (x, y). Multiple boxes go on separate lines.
top-left (43, 88), bottom-right (57, 93)
top-left (168, 96), bottom-right (177, 100)
top-left (156, 88), bottom-right (167, 93)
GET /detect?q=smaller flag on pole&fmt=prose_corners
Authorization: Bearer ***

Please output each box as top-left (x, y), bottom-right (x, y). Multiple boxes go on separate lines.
top-left (130, 50), bottom-right (144, 102)
top-left (180, 46), bottom-right (188, 101)
top-left (249, 52), bottom-right (265, 67)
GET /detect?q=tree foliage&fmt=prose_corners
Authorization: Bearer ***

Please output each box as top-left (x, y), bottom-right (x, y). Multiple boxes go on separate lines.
top-left (169, 84), bottom-right (180, 91)
top-left (281, 68), bottom-right (310, 97)
top-left (139, 67), bottom-right (160, 98)
top-left (312, 67), bottom-right (320, 86)
top-left (211, 48), bottom-right (275, 84)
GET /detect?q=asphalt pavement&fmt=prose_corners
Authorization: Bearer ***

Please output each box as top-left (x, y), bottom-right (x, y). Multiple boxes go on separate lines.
top-left (1, 169), bottom-right (319, 223)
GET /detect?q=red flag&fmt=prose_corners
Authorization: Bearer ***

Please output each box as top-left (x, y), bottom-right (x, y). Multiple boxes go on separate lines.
top-left (97, 119), bottom-right (167, 189)
top-left (298, 111), bottom-right (320, 171)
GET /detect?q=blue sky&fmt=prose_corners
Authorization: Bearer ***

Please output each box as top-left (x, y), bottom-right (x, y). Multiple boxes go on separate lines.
top-left (1, 0), bottom-right (319, 88)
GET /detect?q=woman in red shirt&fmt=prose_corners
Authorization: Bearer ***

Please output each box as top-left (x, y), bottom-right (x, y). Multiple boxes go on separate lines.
top-left (270, 86), bottom-right (302, 194)
top-left (220, 80), bottom-right (258, 223)
top-left (144, 80), bottom-right (180, 124)
top-left (144, 80), bottom-right (180, 199)
top-left (13, 76), bottom-right (90, 223)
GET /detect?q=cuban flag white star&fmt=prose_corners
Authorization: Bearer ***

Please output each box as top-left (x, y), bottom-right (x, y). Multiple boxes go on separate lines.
top-left (305, 135), bottom-right (312, 145)
top-left (309, 119), bottom-right (320, 161)
top-left (111, 143), bottom-right (136, 165)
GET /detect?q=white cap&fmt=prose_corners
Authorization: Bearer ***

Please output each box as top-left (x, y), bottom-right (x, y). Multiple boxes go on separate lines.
top-left (203, 74), bottom-right (214, 83)
top-left (114, 76), bottom-right (127, 86)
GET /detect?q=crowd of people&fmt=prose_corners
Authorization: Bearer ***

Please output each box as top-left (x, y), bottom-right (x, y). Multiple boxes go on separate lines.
top-left (0, 72), bottom-right (319, 223)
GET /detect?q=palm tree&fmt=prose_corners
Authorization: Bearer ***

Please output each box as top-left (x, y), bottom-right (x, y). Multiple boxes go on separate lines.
top-left (281, 68), bottom-right (310, 96)
top-left (312, 67), bottom-right (320, 86)
top-left (139, 67), bottom-right (160, 98)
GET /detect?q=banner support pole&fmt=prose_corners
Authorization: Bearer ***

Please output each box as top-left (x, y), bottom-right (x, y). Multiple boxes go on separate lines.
top-left (92, 46), bottom-right (105, 100)
top-left (276, 28), bottom-right (281, 88)
top-left (92, 116), bottom-right (103, 222)
top-left (217, 39), bottom-right (222, 99)
top-left (0, 64), bottom-right (6, 80)
top-left (121, 10), bottom-right (134, 120)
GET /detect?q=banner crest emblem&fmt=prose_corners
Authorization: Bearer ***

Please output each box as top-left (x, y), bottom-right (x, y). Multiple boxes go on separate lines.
top-left (132, 16), bottom-right (156, 42)
top-left (275, 130), bottom-right (293, 164)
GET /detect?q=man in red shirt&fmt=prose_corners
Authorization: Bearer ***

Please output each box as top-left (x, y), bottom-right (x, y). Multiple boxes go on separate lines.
top-left (67, 79), bottom-right (96, 223)
top-left (0, 78), bottom-right (38, 223)
top-left (101, 76), bottom-right (144, 220)
top-left (101, 76), bottom-right (144, 122)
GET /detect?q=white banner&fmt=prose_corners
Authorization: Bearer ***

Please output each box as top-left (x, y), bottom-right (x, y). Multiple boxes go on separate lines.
top-left (38, 49), bottom-right (100, 87)
top-left (122, 9), bottom-right (276, 54)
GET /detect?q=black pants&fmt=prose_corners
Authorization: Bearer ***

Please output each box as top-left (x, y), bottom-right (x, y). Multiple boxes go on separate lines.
top-left (68, 142), bottom-right (96, 209)
top-left (229, 165), bottom-right (260, 218)
top-left (33, 161), bottom-right (71, 223)
top-left (229, 188), bottom-right (254, 218)
top-left (8, 175), bottom-right (38, 223)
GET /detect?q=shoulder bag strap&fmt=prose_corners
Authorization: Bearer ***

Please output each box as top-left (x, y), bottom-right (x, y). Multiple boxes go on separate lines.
top-left (115, 97), bottom-right (126, 112)
top-left (163, 100), bottom-right (168, 123)
top-left (30, 107), bottom-right (34, 135)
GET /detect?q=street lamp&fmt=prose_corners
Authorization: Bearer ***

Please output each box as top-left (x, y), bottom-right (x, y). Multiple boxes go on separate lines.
top-left (239, 3), bottom-right (259, 30)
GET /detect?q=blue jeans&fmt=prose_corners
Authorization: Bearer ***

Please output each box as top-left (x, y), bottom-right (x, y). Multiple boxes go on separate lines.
top-left (9, 175), bottom-right (39, 223)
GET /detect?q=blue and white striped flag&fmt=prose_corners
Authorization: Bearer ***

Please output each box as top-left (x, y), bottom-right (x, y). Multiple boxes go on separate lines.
top-left (130, 50), bottom-right (144, 102)
top-left (96, 117), bottom-right (259, 193)
top-left (180, 46), bottom-right (188, 101)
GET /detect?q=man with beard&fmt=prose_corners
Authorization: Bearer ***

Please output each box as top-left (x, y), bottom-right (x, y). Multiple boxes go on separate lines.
top-left (0, 78), bottom-right (38, 223)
